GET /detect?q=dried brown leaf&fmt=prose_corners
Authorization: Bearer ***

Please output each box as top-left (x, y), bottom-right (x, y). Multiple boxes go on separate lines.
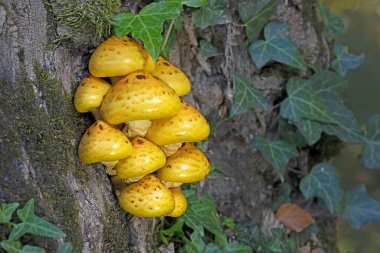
top-left (275, 203), bottom-right (315, 232)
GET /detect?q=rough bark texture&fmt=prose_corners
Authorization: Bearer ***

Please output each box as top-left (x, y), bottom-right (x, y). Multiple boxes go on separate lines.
top-left (0, 0), bottom-right (336, 252)
top-left (0, 1), bottom-right (155, 252)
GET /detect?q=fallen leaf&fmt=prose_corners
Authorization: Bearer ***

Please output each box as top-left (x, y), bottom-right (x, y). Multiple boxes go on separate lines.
top-left (275, 203), bottom-right (315, 232)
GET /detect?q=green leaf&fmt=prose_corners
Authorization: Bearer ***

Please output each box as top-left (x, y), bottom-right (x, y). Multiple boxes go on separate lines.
top-left (183, 193), bottom-right (227, 244)
top-left (318, 2), bottom-right (346, 38)
top-left (300, 163), bottom-right (341, 213)
top-left (221, 216), bottom-right (235, 229)
top-left (279, 123), bottom-right (308, 148)
top-left (272, 183), bottom-right (292, 211)
top-left (341, 184), bottom-right (380, 229)
top-left (252, 136), bottom-right (298, 182)
top-left (204, 244), bottom-right (222, 253)
top-left (280, 77), bottom-right (336, 124)
top-left (199, 40), bottom-right (222, 58)
top-left (56, 243), bottom-right (73, 253)
top-left (332, 44), bottom-right (365, 76)
top-left (192, 0), bottom-right (230, 29)
top-left (0, 203), bottom-right (19, 224)
top-left (236, 224), bottom-right (260, 250)
top-left (223, 242), bottom-right (251, 253)
top-left (21, 245), bottom-right (46, 253)
top-left (238, 0), bottom-right (279, 42)
top-left (248, 22), bottom-right (305, 69)
top-left (360, 114), bottom-right (380, 169)
top-left (230, 73), bottom-right (268, 117)
top-left (17, 199), bottom-right (35, 221)
top-left (0, 240), bottom-right (21, 253)
top-left (184, 0), bottom-right (208, 7)
top-left (309, 69), bottom-right (347, 95)
top-left (292, 70), bottom-right (364, 145)
top-left (162, 217), bottom-right (185, 237)
top-left (9, 216), bottom-right (66, 240)
top-left (113, 2), bottom-right (180, 60)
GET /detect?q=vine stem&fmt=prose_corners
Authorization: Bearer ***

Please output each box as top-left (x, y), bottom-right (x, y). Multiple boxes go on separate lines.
top-left (161, 18), bottom-right (176, 54)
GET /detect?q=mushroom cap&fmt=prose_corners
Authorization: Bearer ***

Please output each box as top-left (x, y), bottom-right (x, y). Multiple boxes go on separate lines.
top-left (100, 72), bottom-right (181, 124)
top-left (145, 102), bottom-right (210, 145)
top-left (118, 174), bottom-right (175, 217)
top-left (78, 120), bottom-right (133, 164)
top-left (151, 56), bottom-right (191, 96)
top-left (167, 187), bottom-right (187, 217)
top-left (116, 137), bottom-right (166, 179)
top-left (157, 143), bottom-right (210, 183)
top-left (74, 76), bottom-right (111, 113)
top-left (135, 41), bottom-right (155, 73)
top-left (89, 36), bottom-right (151, 77)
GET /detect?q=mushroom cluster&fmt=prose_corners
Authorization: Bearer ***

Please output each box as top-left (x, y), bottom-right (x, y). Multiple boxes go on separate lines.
top-left (74, 36), bottom-right (211, 217)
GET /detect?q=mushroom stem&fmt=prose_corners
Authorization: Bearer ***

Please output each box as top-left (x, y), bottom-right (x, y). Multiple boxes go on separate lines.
top-left (159, 142), bottom-right (183, 157)
top-left (161, 181), bottom-right (183, 188)
top-left (123, 120), bottom-right (152, 138)
top-left (110, 76), bottom-right (124, 84)
top-left (102, 160), bottom-right (119, 175)
top-left (89, 107), bottom-right (101, 120)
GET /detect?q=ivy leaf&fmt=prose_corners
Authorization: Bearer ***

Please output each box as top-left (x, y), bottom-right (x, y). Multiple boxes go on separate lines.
top-left (183, 193), bottom-right (227, 244)
top-left (309, 69), bottom-right (347, 95)
top-left (280, 77), bottom-right (335, 124)
top-left (0, 240), bottom-right (21, 253)
top-left (300, 163), bottom-right (341, 213)
top-left (360, 114), bottom-right (380, 169)
top-left (252, 136), bottom-right (299, 182)
top-left (17, 199), bottom-right (35, 221)
top-left (223, 242), bottom-right (251, 253)
top-left (318, 3), bottom-right (346, 38)
top-left (204, 243), bottom-right (222, 253)
top-left (0, 203), bottom-right (19, 224)
top-left (21, 245), bottom-right (46, 253)
top-left (199, 40), bottom-right (222, 58)
top-left (160, 0), bottom-right (208, 9)
top-left (236, 224), bottom-right (261, 250)
top-left (162, 217), bottom-right (185, 237)
top-left (192, 0), bottom-right (230, 29)
top-left (230, 73), bottom-right (268, 117)
top-left (238, 0), bottom-right (279, 43)
top-left (9, 216), bottom-right (66, 240)
top-left (341, 184), bottom-right (380, 229)
top-left (185, 0), bottom-right (208, 7)
top-left (332, 44), bottom-right (365, 76)
top-left (279, 123), bottom-right (308, 148)
top-left (56, 243), bottom-right (73, 253)
top-left (113, 2), bottom-right (180, 60)
top-left (249, 22), bottom-right (305, 69)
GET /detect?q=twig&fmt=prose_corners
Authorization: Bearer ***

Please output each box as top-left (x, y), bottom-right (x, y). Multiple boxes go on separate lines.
top-left (161, 19), bottom-right (175, 53)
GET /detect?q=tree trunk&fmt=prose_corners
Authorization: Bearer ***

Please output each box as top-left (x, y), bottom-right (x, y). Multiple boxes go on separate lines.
top-left (0, 0), bottom-right (336, 252)
top-left (0, 0), bottom-right (155, 252)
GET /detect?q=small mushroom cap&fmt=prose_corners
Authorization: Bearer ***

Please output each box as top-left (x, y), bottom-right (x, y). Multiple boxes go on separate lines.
top-left (152, 56), bottom-right (191, 96)
top-left (74, 76), bottom-right (111, 113)
top-left (118, 174), bottom-right (175, 217)
top-left (167, 187), bottom-right (187, 217)
top-left (78, 120), bottom-right (133, 164)
top-left (157, 143), bottom-right (210, 183)
top-left (89, 36), bottom-right (147, 77)
top-left (100, 72), bottom-right (181, 124)
top-left (116, 137), bottom-right (166, 179)
top-left (145, 102), bottom-right (210, 145)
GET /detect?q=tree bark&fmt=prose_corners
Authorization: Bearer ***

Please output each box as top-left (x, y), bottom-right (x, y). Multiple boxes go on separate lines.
top-left (0, 1), bottom-right (156, 252)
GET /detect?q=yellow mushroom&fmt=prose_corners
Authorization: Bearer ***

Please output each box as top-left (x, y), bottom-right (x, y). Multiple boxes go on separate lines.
top-left (167, 187), bottom-right (187, 217)
top-left (89, 36), bottom-right (153, 77)
top-left (100, 72), bottom-right (181, 135)
top-left (78, 120), bottom-right (133, 164)
top-left (151, 56), bottom-right (191, 96)
top-left (145, 102), bottom-right (210, 145)
top-left (115, 137), bottom-right (166, 181)
top-left (74, 76), bottom-right (111, 119)
top-left (118, 175), bottom-right (175, 217)
top-left (157, 143), bottom-right (210, 183)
